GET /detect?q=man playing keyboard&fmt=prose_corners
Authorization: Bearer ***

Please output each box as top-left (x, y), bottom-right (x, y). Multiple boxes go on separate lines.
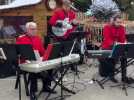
top-left (99, 14), bottom-right (126, 83)
top-left (16, 22), bottom-right (56, 96)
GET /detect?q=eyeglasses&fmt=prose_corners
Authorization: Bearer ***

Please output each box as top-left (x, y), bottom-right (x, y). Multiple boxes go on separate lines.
top-left (29, 28), bottom-right (37, 30)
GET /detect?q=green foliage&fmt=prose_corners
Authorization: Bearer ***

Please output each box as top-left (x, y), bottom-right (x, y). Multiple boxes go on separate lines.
top-left (114, 0), bottom-right (133, 11)
top-left (114, 0), bottom-right (134, 20)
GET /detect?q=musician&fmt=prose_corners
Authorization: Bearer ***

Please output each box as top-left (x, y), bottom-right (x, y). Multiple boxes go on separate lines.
top-left (99, 14), bottom-right (126, 83)
top-left (49, 0), bottom-right (78, 40)
top-left (16, 22), bottom-right (56, 95)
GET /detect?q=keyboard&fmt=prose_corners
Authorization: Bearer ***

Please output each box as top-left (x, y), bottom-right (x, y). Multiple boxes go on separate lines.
top-left (19, 54), bottom-right (80, 73)
top-left (87, 50), bottom-right (112, 58)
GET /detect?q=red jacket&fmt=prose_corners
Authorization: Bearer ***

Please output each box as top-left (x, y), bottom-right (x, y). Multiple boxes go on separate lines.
top-left (16, 34), bottom-right (54, 62)
top-left (16, 34), bottom-right (45, 56)
top-left (49, 8), bottom-right (76, 39)
top-left (101, 24), bottom-right (126, 50)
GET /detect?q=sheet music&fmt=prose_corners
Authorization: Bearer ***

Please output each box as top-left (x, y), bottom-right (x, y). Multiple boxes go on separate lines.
top-left (81, 38), bottom-right (86, 54)
top-left (115, 42), bottom-right (133, 45)
top-left (110, 42), bottom-right (134, 58)
top-left (0, 48), bottom-right (6, 60)
top-left (34, 50), bottom-right (42, 61)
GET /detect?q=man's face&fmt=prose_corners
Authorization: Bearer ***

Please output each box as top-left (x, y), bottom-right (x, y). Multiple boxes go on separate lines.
top-left (26, 25), bottom-right (37, 36)
top-left (114, 18), bottom-right (122, 27)
top-left (63, 4), bottom-right (71, 12)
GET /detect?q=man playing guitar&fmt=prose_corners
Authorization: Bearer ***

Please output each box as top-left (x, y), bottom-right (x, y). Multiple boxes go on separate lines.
top-left (49, 0), bottom-right (78, 40)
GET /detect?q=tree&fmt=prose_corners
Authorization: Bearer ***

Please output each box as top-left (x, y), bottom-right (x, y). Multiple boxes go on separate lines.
top-left (113, 0), bottom-right (134, 20)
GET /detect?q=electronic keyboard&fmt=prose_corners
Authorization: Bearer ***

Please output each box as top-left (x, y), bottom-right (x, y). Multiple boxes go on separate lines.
top-left (19, 54), bottom-right (80, 73)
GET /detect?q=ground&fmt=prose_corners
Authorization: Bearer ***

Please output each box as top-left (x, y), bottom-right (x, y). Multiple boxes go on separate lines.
top-left (0, 58), bottom-right (134, 100)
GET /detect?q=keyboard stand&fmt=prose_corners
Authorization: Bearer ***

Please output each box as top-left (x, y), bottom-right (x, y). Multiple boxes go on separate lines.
top-left (44, 63), bottom-right (76, 100)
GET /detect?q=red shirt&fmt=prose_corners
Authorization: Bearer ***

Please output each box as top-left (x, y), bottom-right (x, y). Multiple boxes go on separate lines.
top-left (16, 34), bottom-right (45, 57)
top-left (49, 8), bottom-right (76, 39)
top-left (101, 24), bottom-right (126, 50)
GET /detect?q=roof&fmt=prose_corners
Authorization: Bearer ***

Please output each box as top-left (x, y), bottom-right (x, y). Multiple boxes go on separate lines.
top-left (0, 0), bottom-right (42, 10)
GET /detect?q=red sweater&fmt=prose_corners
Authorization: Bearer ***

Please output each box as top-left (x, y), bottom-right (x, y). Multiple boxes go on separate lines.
top-left (101, 24), bottom-right (126, 50)
top-left (49, 8), bottom-right (76, 39)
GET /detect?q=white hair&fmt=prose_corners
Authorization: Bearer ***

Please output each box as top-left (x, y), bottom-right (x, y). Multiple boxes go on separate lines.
top-left (25, 22), bottom-right (37, 29)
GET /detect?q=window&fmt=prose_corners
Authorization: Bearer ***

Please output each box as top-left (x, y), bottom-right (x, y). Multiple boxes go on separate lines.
top-left (0, 0), bottom-right (15, 5)
top-left (0, 16), bottom-right (33, 38)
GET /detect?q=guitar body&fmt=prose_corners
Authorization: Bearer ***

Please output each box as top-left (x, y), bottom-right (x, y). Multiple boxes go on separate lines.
top-left (52, 19), bottom-right (73, 37)
top-left (52, 18), bottom-right (90, 37)
top-left (52, 27), bottom-right (68, 36)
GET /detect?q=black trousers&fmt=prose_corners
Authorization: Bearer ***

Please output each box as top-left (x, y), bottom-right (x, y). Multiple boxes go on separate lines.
top-left (99, 58), bottom-right (116, 78)
top-left (30, 70), bottom-right (53, 92)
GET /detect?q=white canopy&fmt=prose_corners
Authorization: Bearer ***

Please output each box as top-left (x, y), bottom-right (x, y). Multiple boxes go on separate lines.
top-left (0, 0), bottom-right (42, 10)
top-left (91, 0), bottom-right (119, 11)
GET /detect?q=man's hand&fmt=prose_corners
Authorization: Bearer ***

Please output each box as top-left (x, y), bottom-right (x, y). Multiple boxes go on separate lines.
top-left (72, 19), bottom-right (79, 25)
top-left (55, 22), bottom-right (63, 28)
top-left (92, 41), bottom-right (101, 48)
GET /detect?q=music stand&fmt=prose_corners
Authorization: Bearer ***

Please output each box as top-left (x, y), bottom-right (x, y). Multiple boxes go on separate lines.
top-left (0, 45), bottom-right (18, 74)
top-left (96, 43), bottom-right (134, 96)
top-left (16, 44), bottom-right (36, 61)
top-left (111, 43), bottom-right (134, 58)
top-left (15, 44), bottom-right (36, 100)
top-left (0, 44), bottom-right (21, 99)
top-left (45, 41), bottom-right (76, 100)
top-left (60, 41), bottom-right (74, 56)
top-left (48, 42), bottom-right (62, 59)
top-left (69, 31), bottom-right (86, 40)
top-left (110, 43), bottom-right (134, 96)
top-left (67, 32), bottom-right (86, 77)
top-left (0, 44), bottom-right (17, 61)
top-left (68, 31), bottom-right (86, 59)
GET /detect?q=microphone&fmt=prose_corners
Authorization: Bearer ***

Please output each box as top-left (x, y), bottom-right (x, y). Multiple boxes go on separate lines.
top-left (69, 4), bottom-right (78, 12)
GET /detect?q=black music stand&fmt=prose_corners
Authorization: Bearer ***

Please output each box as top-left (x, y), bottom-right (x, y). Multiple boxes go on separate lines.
top-left (63, 31), bottom-right (86, 81)
top-left (110, 43), bottom-right (134, 96)
top-left (69, 31), bottom-right (86, 40)
top-left (65, 31), bottom-right (85, 62)
top-left (49, 42), bottom-right (62, 59)
top-left (0, 45), bottom-right (17, 76)
top-left (16, 44), bottom-right (36, 61)
top-left (0, 44), bottom-right (17, 62)
top-left (15, 44), bottom-right (36, 100)
top-left (96, 43), bottom-right (134, 96)
top-left (45, 42), bottom-right (76, 100)
top-left (0, 45), bottom-right (22, 99)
